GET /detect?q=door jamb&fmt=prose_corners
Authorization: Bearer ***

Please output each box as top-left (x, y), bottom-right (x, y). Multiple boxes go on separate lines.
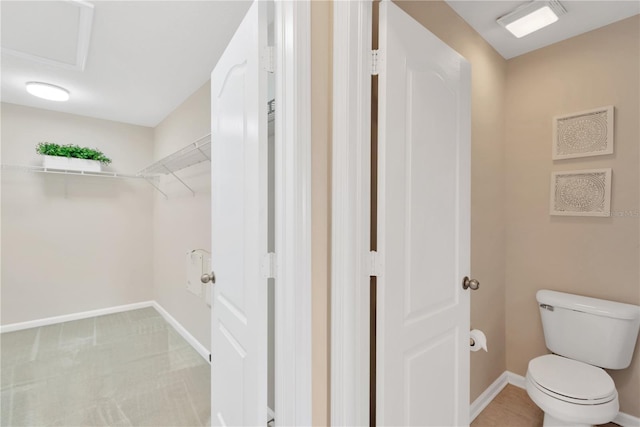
top-left (274, 1), bottom-right (312, 425)
top-left (330, 1), bottom-right (373, 426)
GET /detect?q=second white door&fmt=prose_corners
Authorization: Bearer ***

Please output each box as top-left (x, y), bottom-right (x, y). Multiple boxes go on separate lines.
top-left (376, 2), bottom-right (472, 426)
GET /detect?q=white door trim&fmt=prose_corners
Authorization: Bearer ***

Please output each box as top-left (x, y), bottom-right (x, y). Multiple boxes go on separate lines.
top-left (274, 1), bottom-right (312, 425)
top-left (330, 1), bottom-right (373, 426)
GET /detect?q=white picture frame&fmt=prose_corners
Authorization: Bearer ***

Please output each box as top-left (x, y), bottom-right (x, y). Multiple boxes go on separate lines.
top-left (550, 168), bottom-right (612, 217)
top-left (552, 106), bottom-right (614, 160)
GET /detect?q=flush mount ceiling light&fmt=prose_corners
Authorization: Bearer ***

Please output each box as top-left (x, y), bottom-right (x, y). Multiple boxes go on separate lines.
top-left (25, 82), bottom-right (70, 102)
top-left (497, 0), bottom-right (567, 38)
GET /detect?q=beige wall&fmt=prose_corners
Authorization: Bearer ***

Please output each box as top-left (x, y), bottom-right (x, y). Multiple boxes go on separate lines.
top-left (311, 1), bottom-right (332, 425)
top-left (505, 16), bottom-right (640, 417)
top-left (395, 0), bottom-right (508, 403)
top-left (1, 103), bottom-right (154, 324)
top-left (152, 82), bottom-right (212, 349)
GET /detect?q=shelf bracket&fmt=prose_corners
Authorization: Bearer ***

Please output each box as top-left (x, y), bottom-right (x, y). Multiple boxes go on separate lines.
top-left (143, 177), bottom-right (168, 199)
top-left (196, 146), bottom-right (211, 161)
top-left (163, 165), bottom-right (196, 196)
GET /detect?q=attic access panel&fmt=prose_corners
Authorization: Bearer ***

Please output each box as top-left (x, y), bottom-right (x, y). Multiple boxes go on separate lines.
top-left (1, 0), bottom-right (94, 70)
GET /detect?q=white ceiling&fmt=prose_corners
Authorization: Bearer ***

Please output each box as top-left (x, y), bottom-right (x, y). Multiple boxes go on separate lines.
top-left (1, 1), bottom-right (251, 127)
top-left (3, 1), bottom-right (638, 128)
top-left (446, 0), bottom-right (640, 59)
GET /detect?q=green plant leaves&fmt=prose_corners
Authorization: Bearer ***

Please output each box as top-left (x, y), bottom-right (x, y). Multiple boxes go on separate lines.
top-left (36, 142), bottom-right (112, 165)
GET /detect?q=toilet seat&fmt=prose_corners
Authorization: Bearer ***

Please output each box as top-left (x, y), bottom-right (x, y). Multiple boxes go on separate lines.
top-left (525, 355), bottom-right (619, 426)
top-left (527, 355), bottom-right (616, 404)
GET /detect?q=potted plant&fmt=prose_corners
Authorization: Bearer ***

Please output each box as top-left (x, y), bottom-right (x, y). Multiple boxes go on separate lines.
top-left (36, 142), bottom-right (112, 172)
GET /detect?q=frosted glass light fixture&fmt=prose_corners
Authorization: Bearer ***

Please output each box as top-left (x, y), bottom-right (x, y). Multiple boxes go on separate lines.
top-left (25, 82), bottom-right (70, 102)
top-left (497, 0), bottom-right (567, 38)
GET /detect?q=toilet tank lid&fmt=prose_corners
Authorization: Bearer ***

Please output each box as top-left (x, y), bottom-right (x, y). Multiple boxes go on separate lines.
top-left (537, 290), bottom-right (640, 320)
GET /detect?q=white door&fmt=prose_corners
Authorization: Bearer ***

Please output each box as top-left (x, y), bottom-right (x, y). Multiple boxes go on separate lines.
top-left (377, 2), bottom-right (471, 426)
top-left (210, 1), bottom-right (268, 426)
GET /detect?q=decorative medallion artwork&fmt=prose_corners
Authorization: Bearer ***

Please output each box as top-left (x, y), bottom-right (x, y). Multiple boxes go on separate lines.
top-left (550, 169), bottom-right (612, 217)
top-left (553, 106), bottom-right (614, 160)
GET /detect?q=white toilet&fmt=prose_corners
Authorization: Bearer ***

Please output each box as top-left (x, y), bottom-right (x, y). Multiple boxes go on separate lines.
top-left (526, 290), bottom-right (640, 427)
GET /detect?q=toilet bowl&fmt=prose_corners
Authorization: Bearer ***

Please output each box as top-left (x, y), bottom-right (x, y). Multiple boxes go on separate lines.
top-left (525, 355), bottom-right (618, 427)
top-left (525, 290), bottom-right (640, 427)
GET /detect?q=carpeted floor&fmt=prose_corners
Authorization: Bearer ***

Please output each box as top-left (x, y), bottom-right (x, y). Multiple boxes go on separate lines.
top-left (1, 307), bottom-right (210, 426)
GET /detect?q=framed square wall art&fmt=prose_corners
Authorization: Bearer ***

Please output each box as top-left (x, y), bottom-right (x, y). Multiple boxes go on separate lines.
top-left (550, 169), bottom-right (612, 217)
top-left (552, 106), bottom-right (614, 160)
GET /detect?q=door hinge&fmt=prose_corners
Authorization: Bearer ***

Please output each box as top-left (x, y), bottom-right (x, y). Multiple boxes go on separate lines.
top-left (369, 250), bottom-right (382, 277)
top-left (262, 252), bottom-right (277, 279)
top-left (261, 46), bottom-right (275, 73)
top-left (371, 49), bottom-right (380, 76)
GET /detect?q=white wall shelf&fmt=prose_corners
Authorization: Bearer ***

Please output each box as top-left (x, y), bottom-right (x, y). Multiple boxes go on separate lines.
top-left (2, 133), bottom-right (211, 198)
top-left (137, 134), bottom-right (211, 198)
top-left (1, 164), bottom-right (139, 179)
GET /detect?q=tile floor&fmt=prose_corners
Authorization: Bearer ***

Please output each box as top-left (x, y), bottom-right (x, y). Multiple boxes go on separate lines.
top-left (1, 307), bottom-right (210, 426)
top-left (471, 384), bottom-right (619, 427)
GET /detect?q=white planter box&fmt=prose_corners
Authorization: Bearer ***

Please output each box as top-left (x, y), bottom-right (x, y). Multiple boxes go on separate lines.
top-left (42, 155), bottom-right (102, 172)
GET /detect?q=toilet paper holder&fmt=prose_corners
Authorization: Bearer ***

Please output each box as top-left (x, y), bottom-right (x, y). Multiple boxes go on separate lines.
top-left (470, 337), bottom-right (476, 346)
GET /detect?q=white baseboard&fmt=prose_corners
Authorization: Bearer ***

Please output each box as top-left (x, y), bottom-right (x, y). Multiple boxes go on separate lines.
top-left (152, 301), bottom-right (210, 364)
top-left (470, 372), bottom-right (509, 422)
top-left (504, 371), bottom-right (640, 427)
top-left (614, 411), bottom-right (640, 427)
top-left (506, 370), bottom-right (526, 389)
top-left (0, 300), bottom-right (211, 366)
top-left (0, 301), bottom-right (154, 333)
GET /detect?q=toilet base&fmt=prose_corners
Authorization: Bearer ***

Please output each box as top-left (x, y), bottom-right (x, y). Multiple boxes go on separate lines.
top-left (543, 412), bottom-right (591, 427)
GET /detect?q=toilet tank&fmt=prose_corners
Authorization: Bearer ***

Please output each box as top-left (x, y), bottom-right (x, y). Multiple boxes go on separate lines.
top-left (537, 290), bottom-right (640, 369)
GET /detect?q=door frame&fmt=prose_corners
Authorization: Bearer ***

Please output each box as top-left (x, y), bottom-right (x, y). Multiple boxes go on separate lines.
top-left (330, 1), bottom-right (373, 426)
top-left (331, 2), bottom-right (474, 425)
top-left (274, 1), bottom-right (312, 425)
